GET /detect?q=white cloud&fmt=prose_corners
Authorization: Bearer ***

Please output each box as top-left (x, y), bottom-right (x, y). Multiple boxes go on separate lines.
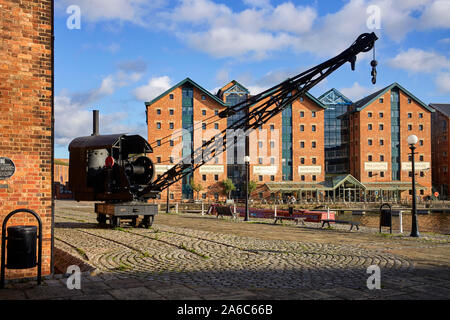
top-left (243, 0), bottom-right (272, 9)
top-left (340, 82), bottom-right (379, 101)
top-left (58, 0), bottom-right (166, 25)
top-left (388, 49), bottom-right (450, 73)
top-left (436, 73), bottom-right (450, 93)
top-left (55, 94), bottom-right (146, 148)
top-left (133, 76), bottom-right (172, 101)
top-left (421, 0), bottom-right (450, 29)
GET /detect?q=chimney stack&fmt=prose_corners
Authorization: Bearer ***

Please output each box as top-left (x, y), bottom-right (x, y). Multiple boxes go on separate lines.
top-left (92, 110), bottom-right (99, 136)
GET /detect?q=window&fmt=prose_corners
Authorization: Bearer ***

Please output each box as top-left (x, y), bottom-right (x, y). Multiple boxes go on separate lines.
top-left (420, 190), bottom-right (424, 195)
top-left (299, 97), bottom-right (304, 102)
top-left (368, 155), bottom-right (373, 161)
top-left (270, 125), bottom-right (275, 131)
top-left (300, 111), bottom-right (305, 118)
top-left (301, 175), bottom-right (305, 181)
top-left (215, 110), bottom-right (219, 116)
top-left (259, 192), bottom-right (264, 199)
top-left (157, 140), bottom-right (161, 146)
top-left (312, 125), bottom-right (316, 132)
top-left (270, 141), bottom-right (275, 149)
top-left (379, 124), bottom-right (384, 131)
top-left (301, 158), bottom-right (305, 164)
top-left (419, 125), bottom-right (423, 131)
top-left (300, 141), bottom-right (305, 148)
top-left (258, 141), bottom-right (263, 148)
top-left (214, 123), bottom-right (219, 130)
top-left (157, 122), bottom-right (161, 129)
top-left (270, 157), bottom-right (275, 165)
top-left (214, 175), bottom-right (219, 181)
top-left (420, 172), bottom-right (425, 177)
top-left (408, 98), bottom-right (412, 104)
top-left (202, 110), bottom-right (206, 116)
top-left (170, 157), bottom-right (174, 164)
top-left (368, 124), bottom-right (372, 130)
top-left (259, 175), bottom-right (263, 182)
top-left (380, 155), bottom-right (384, 161)
top-left (170, 194), bottom-right (174, 200)
top-left (380, 172), bottom-right (385, 178)
top-left (379, 112), bottom-right (384, 118)
top-left (379, 98), bottom-right (384, 103)
top-left (380, 139), bottom-right (384, 146)
top-left (312, 158), bottom-right (317, 165)
top-left (169, 94), bottom-right (174, 100)
top-left (312, 111), bottom-right (316, 118)
top-left (368, 112), bottom-right (373, 118)
top-left (312, 141), bottom-right (317, 148)
top-left (169, 109), bottom-right (174, 116)
top-left (271, 175), bottom-right (275, 181)
top-left (202, 123), bottom-right (206, 130)
top-left (300, 125), bottom-right (305, 132)
top-left (419, 113), bottom-right (423, 119)
top-left (170, 140), bottom-right (174, 147)
top-left (368, 139), bottom-right (373, 146)
top-left (419, 140), bottom-right (424, 146)
top-left (258, 157), bottom-right (263, 165)
top-left (202, 175), bottom-right (206, 181)
top-left (169, 123), bottom-right (174, 129)
top-left (408, 113), bottom-right (412, 118)
top-left (157, 109), bottom-right (161, 115)
top-left (202, 95), bottom-right (206, 100)
top-left (202, 193), bottom-right (207, 200)
top-left (408, 124), bottom-right (412, 131)
top-left (312, 175), bottom-right (317, 181)
top-left (157, 157), bottom-right (161, 163)
top-left (420, 155), bottom-right (424, 161)
top-left (409, 171), bottom-right (413, 177)
top-left (369, 172), bottom-right (373, 178)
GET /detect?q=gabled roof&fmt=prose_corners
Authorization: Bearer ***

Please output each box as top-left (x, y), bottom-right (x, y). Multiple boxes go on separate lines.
top-left (145, 78), bottom-right (226, 107)
top-left (328, 174), bottom-right (366, 190)
top-left (318, 88), bottom-right (353, 106)
top-left (353, 83), bottom-right (434, 112)
top-left (216, 80), bottom-right (250, 99)
top-left (430, 104), bottom-right (450, 117)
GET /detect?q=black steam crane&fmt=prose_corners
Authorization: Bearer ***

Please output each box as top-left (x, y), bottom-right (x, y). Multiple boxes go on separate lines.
top-left (68, 32), bottom-right (379, 228)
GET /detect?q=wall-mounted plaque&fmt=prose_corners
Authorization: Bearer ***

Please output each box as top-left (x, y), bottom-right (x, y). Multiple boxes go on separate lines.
top-left (0, 157), bottom-right (15, 180)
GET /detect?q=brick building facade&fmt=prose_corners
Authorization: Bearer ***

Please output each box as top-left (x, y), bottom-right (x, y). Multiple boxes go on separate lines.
top-left (0, 0), bottom-right (54, 279)
top-left (348, 83), bottom-right (433, 201)
top-left (430, 104), bottom-right (450, 199)
top-left (146, 78), bottom-right (326, 202)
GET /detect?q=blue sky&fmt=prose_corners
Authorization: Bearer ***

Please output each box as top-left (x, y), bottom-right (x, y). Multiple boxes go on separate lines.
top-left (54, 0), bottom-right (450, 158)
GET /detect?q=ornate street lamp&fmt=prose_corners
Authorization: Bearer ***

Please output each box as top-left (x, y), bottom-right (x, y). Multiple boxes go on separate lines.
top-left (244, 155), bottom-right (251, 222)
top-left (407, 135), bottom-right (420, 238)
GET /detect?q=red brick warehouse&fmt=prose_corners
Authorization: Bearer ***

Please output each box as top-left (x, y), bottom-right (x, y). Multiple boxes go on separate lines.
top-left (0, 0), bottom-right (54, 280)
top-left (146, 79), bottom-right (326, 202)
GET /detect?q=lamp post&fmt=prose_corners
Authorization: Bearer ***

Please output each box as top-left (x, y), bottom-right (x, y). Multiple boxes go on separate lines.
top-left (244, 155), bottom-right (251, 222)
top-left (407, 135), bottom-right (420, 238)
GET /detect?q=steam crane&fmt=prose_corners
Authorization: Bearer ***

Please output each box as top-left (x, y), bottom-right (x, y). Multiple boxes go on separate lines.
top-left (68, 32), bottom-right (378, 228)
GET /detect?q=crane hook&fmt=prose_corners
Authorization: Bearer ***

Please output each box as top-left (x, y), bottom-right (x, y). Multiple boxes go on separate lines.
top-left (370, 44), bottom-right (378, 84)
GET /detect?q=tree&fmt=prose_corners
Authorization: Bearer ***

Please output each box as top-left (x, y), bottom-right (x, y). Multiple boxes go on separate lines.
top-left (222, 179), bottom-right (236, 199)
top-left (189, 179), bottom-right (203, 200)
top-left (247, 180), bottom-right (257, 196)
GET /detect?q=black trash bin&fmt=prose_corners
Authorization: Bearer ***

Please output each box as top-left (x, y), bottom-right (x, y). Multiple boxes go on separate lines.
top-left (6, 226), bottom-right (37, 269)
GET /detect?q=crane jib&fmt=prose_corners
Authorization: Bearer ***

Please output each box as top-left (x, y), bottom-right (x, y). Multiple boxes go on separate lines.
top-left (141, 32), bottom-right (379, 198)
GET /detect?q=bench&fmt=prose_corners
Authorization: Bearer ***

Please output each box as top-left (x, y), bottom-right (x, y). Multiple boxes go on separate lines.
top-left (274, 216), bottom-right (306, 226)
top-left (321, 219), bottom-right (360, 231)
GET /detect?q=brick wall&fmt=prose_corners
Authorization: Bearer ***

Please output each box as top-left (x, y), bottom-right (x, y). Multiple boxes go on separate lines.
top-left (349, 87), bottom-right (432, 198)
top-left (0, 0), bottom-right (53, 279)
top-left (431, 110), bottom-right (450, 196)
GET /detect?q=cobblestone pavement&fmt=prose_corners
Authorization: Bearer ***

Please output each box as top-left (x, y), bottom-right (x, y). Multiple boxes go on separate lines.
top-left (2, 201), bottom-right (450, 300)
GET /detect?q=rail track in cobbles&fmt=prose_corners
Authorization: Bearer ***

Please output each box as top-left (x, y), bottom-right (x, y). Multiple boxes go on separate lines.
top-left (54, 204), bottom-right (419, 290)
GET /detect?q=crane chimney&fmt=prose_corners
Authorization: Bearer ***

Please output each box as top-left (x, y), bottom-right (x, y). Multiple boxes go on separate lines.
top-left (92, 110), bottom-right (99, 136)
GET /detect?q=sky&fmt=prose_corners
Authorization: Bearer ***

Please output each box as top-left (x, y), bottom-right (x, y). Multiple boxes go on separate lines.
top-left (54, 0), bottom-right (450, 158)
